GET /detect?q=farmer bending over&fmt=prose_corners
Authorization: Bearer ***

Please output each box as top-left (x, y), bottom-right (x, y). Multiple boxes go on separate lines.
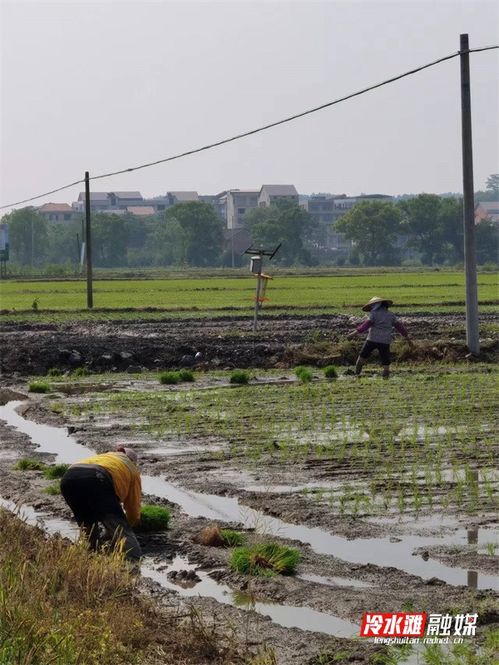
top-left (60, 445), bottom-right (142, 561)
top-left (347, 296), bottom-right (412, 378)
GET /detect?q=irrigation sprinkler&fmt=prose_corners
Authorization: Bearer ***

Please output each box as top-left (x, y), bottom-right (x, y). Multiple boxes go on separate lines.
top-left (244, 243), bottom-right (280, 332)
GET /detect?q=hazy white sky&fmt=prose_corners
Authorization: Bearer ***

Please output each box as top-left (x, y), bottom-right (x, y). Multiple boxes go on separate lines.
top-left (1, 0), bottom-right (498, 211)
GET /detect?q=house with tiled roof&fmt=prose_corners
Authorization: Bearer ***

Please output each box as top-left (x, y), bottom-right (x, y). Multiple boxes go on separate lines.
top-left (38, 203), bottom-right (79, 222)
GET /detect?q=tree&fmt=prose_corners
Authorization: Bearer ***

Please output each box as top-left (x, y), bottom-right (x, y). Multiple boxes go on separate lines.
top-left (398, 194), bottom-right (444, 265)
top-left (1, 207), bottom-right (48, 266)
top-left (475, 220), bottom-right (499, 264)
top-left (485, 174), bottom-right (499, 196)
top-left (244, 200), bottom-right (317, 265)
top-left (335, 200), bottom-right (402, 266)
top-left (92, 213), bottom-right (129, 267)
top-left (144, 217), bottom-right (185, 266)
top-left (163, 202), bottom-right (224, 266)
top-left (437, 197), bottom-right (464, 264)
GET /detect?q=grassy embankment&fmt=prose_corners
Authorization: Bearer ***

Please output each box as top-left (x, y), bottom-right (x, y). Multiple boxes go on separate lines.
top-left (0, 270), bottom-right (497, 322)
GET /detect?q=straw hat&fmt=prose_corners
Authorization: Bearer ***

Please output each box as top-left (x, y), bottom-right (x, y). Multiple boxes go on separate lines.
top-left (362, 296), bottom-right (393, 312)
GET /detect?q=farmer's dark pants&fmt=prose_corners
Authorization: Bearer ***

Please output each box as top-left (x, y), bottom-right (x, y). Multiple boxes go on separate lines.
top-left (359, 340), bottom-right (391, 365)
top-left (60, 464), bottom-right (141, 561)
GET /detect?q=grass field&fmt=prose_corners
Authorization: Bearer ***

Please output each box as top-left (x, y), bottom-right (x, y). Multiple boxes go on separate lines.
top-left (0, 271), bottom-right (497, 319)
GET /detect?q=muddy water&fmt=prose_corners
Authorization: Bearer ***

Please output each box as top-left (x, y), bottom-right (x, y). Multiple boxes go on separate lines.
top-left (1, 400), bottom-right (498, 591)
top-left (142, 556), bottom-right (359, 637)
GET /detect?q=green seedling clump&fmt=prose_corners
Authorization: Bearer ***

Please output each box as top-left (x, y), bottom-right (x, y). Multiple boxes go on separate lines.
top-left (136, 504), bottom-right (171, 532)
top-left (323, 365), bottom-right (338, 379)
top-left (44, 481), bottom-right (61, 495)
top-left (28, 381), bottom-right (51, 393)
top-left (72, 367), bottom-right (91, 377)
top-left (230, 542), bottom-right (300, 577)
top-left (43, 464), bottom-right (70, 480)
top-left (220, 529), bottom-right (245, 547)
top-left (230, 370), bottom-right (249, 385)
top-left (159, 371), bottom-right (180, 385)
top-left (295, 366), bottom-right (313, 383)
top-left (14, 458), bottom-right (46, 471)
top-left (178, 369), bottom-right (195, 382)
top-left (46, 368), bottom-right (63, 377)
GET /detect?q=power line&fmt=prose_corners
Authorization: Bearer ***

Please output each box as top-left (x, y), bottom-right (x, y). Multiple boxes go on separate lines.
top-left (1, 45), bottom-right (497, 212)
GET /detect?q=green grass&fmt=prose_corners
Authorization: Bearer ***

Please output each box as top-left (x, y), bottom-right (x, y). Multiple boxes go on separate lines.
top-left (229, 542), bottom-right (300, 576)
top-left (230, 370), bottom-right (250, 385)
top-left (47, 367), bottom-right (63, 377)
top-left (136, 504), bottom-right (171, 532)
top-left (44, 481), bottom-right (61, 495)
top-left (28, 380), bottom-right (51, 393)
top-left (0, 271), bottom-right (496, 320)
top-left (43, 464), bottom-right (70, 479)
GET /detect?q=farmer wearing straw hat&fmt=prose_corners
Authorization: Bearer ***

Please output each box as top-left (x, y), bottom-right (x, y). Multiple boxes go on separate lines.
top-left (60, 444), bottom-right (142, 561)
top-left (347, 296), bottom-right (412, 378)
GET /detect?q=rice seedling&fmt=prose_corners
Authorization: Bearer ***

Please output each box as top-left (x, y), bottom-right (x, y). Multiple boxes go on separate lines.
top-left (220, 529), bottom-right (245, 547)
top-left (72, 367), bottom-right (91, 377)
top-left (295, 366), bottom-right (313, 383)
top-left (229, 542), bottom-right (300, 577)
top-left (28, 380), bottom-right (51, 393)
top-left (43, 463), bottom-right (70, 479)
top-left (135, 504), bottom-right (171, 531)
top-left (195, 524), bottom-right (245, 547)
top-left (46, 367), bottom-right (63, 377)
top-left (159, 371), bottom-right (180, 385)
top-left (178, 368), bottom-right (195, 382)
top-left (323, 365), bottom-right (338, 379)
top-left (230, 370), bottom-right (250, 385)
top-left (14, 457), bottom-right (46, 471)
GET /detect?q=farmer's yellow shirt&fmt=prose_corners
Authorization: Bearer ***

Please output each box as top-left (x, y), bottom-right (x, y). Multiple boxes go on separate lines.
top-left (74, 452), bottom-right (142, 526)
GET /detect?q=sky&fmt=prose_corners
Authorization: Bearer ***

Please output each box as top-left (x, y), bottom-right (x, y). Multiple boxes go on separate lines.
top-left (1, 0), bottom-right (498, 212)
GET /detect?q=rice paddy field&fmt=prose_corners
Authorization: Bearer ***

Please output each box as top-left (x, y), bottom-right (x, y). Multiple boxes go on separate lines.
top-left (0, 268), bottom-right (497, 664)
top-left (0, 269), bottom-right (497, 320)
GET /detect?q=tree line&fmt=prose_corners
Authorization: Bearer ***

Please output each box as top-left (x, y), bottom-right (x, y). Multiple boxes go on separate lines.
top-left (2, 188), bottom-right (497, 271)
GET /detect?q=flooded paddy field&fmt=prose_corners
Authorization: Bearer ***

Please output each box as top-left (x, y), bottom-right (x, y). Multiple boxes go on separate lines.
top-left (0, 360), bottom-right (498, 664)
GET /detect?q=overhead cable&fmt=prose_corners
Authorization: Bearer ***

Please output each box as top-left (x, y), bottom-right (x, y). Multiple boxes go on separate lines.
top-left (1, 45), bottom-right (497, 211)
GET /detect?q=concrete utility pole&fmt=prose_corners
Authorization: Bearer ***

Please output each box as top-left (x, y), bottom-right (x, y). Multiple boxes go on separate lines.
top-left (459, 33), bottom-right (480, 355)
top-left (84, 171), bottom-right (94, 309)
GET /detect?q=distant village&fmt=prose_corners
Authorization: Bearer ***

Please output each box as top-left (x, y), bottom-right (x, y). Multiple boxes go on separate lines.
top-left (34, 185), bottom-right (499, 257)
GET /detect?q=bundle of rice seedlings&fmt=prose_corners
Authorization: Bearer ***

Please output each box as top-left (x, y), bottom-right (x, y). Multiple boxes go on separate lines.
top-left (136, 504), bottom-right (171, 532)
top-left (28, 381), bottom-right (51, 393)
top-left (196, 524), bottom-right (245, 547)
top-left (295, 366), bottom-right (313, 383)
top-left (230, 370), bottom-right (249, 385)
top-left (14, 458), bottom-right (46, 471)
top-left (178, 369), bottom-right (195, 382)
top-left (323, 365), bottom-right (338, 379)
top-left (159, 371), bottom-right (180, 385)
top-left (46, 368), bottom-right (63, 377)
top-left (43, 464), bottom-right (70, 479)
top-left (44, 481), bottom-right (61, 495)
top-left (230, 542), bottom-right (300, 576)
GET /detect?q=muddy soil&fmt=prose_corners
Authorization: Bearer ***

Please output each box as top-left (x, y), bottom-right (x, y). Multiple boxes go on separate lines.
top-left (1, 313), bottom-right (497, 375)
top-left (1, 385), bottom-right (497, 665)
